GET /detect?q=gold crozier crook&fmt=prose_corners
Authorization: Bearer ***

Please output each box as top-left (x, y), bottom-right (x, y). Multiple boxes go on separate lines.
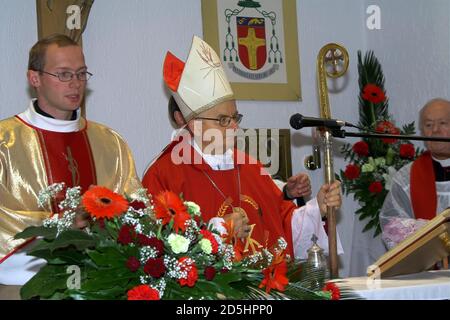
top-left (317, 43), bottom-right (349, 278)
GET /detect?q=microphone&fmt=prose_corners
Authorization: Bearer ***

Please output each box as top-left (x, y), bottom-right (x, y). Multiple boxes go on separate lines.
top-left (289, 113), bottom-right (349, 130)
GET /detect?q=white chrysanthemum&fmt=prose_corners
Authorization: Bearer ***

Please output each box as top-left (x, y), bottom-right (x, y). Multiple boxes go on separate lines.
top-left (184, 201), bottom-right (201, 216)
top-left (199, 238), bottom-right (212, 254)
top-left (168, 233), bottom-right (190, 254)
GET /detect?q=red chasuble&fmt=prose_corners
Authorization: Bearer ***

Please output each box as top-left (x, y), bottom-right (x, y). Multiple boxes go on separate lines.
top-left (143, 140), bottom-right (296, 256)
top-left (18, 117), bottom-right (97, 213)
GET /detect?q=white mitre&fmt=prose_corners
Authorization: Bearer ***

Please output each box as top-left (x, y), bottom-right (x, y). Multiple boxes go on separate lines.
top-left (163, 36), bottom-right (234, 121)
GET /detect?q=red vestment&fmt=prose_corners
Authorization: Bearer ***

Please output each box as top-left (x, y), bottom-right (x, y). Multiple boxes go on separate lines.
top-left (143, 140), bottom-right (296, 256)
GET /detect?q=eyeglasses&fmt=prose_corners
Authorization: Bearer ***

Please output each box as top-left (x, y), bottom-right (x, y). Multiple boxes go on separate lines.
top-left (195, 113), bottom-right (243, 127)
top-left (39, 70), bottom-right (93, 82)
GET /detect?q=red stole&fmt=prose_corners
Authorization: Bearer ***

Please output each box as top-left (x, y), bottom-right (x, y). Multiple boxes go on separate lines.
top-left (410, 151), bottom-right (436, 220)
top-left (19, 117), bottom-right (97, 213)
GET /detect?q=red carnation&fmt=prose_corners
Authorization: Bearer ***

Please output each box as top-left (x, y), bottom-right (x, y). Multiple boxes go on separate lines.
top-left (323, 282), bottom-right (341, 300)
top-left (352, 141), bottom-right (369, 157)
top-left (344, 164), bottom-right (360, 180)
top-left (126, 256), bottom-right (140, 272)
top-left (362, 84), bottom-right (386, 104)
top-left (399, 143), bottom-right (415, 159)
top-left (375, 121), bottom-right (400, 144)
top-left (368, 181), bottom-right (383, 194)
top-left (130, 200), bottom-right (146, 210)
top-left (127, 285), bottom-right (159, 300)
top-left (117, 224), bottom-right (135, 245)
top-left (144, 257), bottom-right (166, 278)
top-left (204, 266), bottom-right (217, 281)
top-left (178, 257), bottom-right (198, 287)
top-left (200, 230), bottom-right (219, 254)
top-left (137, 235), bottom-right (164, 256)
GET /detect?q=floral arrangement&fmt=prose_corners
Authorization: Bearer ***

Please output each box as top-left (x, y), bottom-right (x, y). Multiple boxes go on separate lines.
top-left (338, 51), bottom-right (422, 237)
top-left (15, 183), bottom-right (349, 300)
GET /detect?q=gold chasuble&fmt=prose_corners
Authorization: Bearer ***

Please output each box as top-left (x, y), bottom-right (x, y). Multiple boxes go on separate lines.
top-left (0, 112), bottom-right (141, 262)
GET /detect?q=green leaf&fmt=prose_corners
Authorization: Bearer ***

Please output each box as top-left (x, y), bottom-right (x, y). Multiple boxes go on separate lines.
top-left (20, 264), bottom-right (71, 300)
top-left (47, 230), bottom-right (95, 252)
top-left (14, 226), bottom-right (57, 240)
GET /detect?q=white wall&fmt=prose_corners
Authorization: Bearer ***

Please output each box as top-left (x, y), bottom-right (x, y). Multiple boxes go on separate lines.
top-left (1, 0), bottom-right (449, 277)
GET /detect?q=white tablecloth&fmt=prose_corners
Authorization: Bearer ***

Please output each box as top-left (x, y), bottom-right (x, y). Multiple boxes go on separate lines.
top-left (338, 270), bottom-right (450, 300)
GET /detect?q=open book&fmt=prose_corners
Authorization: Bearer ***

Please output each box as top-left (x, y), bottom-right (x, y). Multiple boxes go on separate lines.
top-left (368, 209), bottom-right (450, 278)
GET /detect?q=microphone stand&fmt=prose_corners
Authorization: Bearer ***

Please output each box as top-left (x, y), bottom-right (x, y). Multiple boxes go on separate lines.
top-left (325, 127), bottom-right (450, 142)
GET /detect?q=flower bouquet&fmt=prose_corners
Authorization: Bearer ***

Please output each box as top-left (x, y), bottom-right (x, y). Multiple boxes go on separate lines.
top-left (15, 184), bottom-right (348, 300)
top-left (338, 50), bottom-right (422, 237)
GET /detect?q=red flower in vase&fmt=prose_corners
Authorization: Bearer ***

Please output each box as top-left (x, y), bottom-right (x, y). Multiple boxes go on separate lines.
top-left (178, 257), bottom-right (198, 287)
top-left (82, 186), bottom-right (129, 219)
top-left (154, 191), bottom-right (190, 233)
top-left (352, 141), bottom-right (369, 157)
top-left (362, 84), bottom-right (386, 104)
top-left (344, 164), bottom-right (361, 180)
top-left (323, 282), bottom-right (341, 300)
top-left (399, 143), bottom-right (415, 159)
top-left (375, 121), bottom-right (400, 144)
top-left (369, 181), bottom-right (383, 194)
top-left (127, 285), bottom-right (160, 300)
top-left (259, 253), bottom-right (289, 294)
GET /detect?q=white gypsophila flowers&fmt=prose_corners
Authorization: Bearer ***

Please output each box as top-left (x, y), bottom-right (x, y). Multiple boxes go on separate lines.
top-left (58, 186), bottom-right (81, 210)
top-left (168, 233), bottom-right (190, 254)
top-left (262, 248), bottom-right (273, 265)
top-left (242, 251), bottom-right (263, 267)
top-left (42, 210), bottom-right (76, 236)
top-left (152, 279), bottom-right (166, 298)
top-left (165, 256), bottom-right (186, 280)
top-left (184, 219), bottom-right (200, 242)
top-left (222, 244), bottom-right (235, 270)
top-left (38, 182), bottom-right (65, 208)
top-left (139, 246), bottom-right (159, 264)
top-left (184, 201), bottom-right (201, 216)
top-left (121, 208), bottom-right (145, 234)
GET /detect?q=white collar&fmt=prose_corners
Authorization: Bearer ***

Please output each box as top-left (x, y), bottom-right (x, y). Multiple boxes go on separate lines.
top-left (432, 155), bottom-right (450, 167)
top-left (17, 99), bottom-right (81, 133)
top-left (189, 138), bottom-right (234, 171)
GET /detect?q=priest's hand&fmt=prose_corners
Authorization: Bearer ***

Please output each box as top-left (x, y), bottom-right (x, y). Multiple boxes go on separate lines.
top-left (285, 173), bottom-right (311, 199)
top-left (223, 210), bottom-right (251, 239)
top-left (317, 180), bottom-right (342, 217)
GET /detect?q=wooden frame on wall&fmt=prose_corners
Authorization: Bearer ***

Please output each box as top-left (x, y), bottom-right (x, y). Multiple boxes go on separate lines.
top-left (202, 0), bottom-right (301, 101)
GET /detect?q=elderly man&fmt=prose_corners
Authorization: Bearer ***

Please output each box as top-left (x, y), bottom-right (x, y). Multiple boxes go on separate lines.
top-left (380, 98), bottom-right (450, 249)
top-left (143, 36), bottom-right (343, 260)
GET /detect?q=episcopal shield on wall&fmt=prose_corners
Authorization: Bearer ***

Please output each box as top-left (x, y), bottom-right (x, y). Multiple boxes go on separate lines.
top-left (236, 16), bottom-right (267, 71)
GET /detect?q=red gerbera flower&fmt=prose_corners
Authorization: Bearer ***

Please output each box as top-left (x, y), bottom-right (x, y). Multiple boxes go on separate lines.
top-left (375, 121), bottom-right (400, 144)
top-left (127, 285), bottom-right (160, 300)
top-left (178, 257), bottom-right (198, 287)
top-left (362, 83), bottom-right (386, 104)
top-left (82, 186), bottom-right (129, 219)
top-left (323, 282), bottom-right (341, 300)
top-left (154, 191), bottom-right (190, 233)
top-left (259, 254), bottom-right (289, 294)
